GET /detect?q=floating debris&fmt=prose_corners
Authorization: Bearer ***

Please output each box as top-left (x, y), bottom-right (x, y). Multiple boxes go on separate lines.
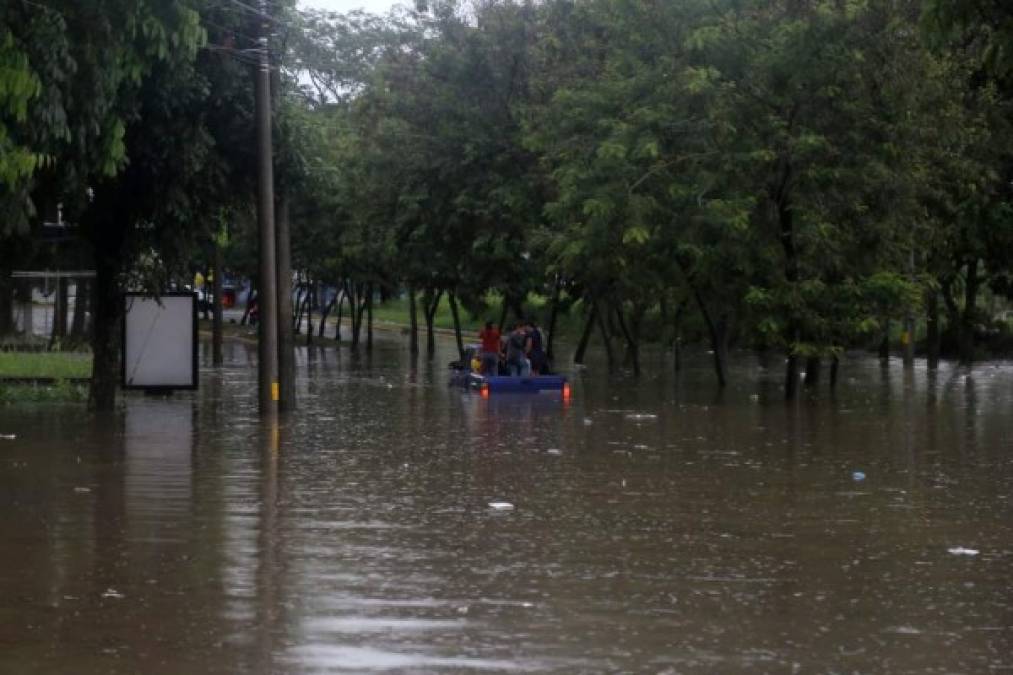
top-left (947, 547), bottom-right (979, 556)
top-left (73, 487), bottom-right (92, 494)
top-left (546, 449), bottom-right (562, 456)
top-left (488, 501), bottom-right (514, 511)
top-left (852, 471), bottom-right (866, 481)
top-left (583, 418), bottom-right (593, 426)
top-left (625, 413), bottom-right (658, 421)
top-left (0, 434), bottom-right (15, 440)
top-left (101, 588), bottom-right (125, 599)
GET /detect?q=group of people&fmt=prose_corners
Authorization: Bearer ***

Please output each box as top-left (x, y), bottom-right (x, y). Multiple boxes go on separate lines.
top-left (477, 319), bottom-right (548, 377)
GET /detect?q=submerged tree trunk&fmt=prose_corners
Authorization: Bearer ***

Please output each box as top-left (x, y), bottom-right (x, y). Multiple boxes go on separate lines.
top-left (408, 286), bottom-right (419, 356)
top-left (878, 320), bottom-right (890, 360)
top-left (926, 289), bottom-right (940, 369)
top-left (318, 293), bottom-right (335, 338)
top-left (0, 269), bottom-right (12, 335)
top-left (804, 356), bottom-right (820, 387)
top-left (304, 280), bottom-right (315, 347)
top-left (595, 299), bottom-right (616, 370)
top-left (830, 355), bottom-right (840, 389)
top-left (959, 258), bottom-right (980, 364)
top-left (448, 292), bottom-right (464, 359)
top-left (776, 168), bottom-right (802, 401)
top-left (545, 276), bottom-right (562, 362)
top-left (89, 233), bottom-right (124, 411)
top-left (613, 304), bottom-right (641, 376)
top-left (573, 302), bottom-right (596, 365)
top-left (424, 288), bottom-right (442, 358)
top-left (334, 290), bottom-right (344, 342)
top-left (693, 289), bottom-right (727, 388)
top-left (212, 242), bottom-right (224, 366)
top-left (366, 283), bottom-right (374, 352)
top-left (353, 283), bottom-right (367, 348)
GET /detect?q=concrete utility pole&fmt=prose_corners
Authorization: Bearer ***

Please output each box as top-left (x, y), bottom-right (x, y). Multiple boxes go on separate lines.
top-left (255, 0), bottom-right (279, 416)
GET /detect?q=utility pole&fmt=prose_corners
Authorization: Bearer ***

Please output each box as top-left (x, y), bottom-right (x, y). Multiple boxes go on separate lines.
top-left (255, 0), bottom-right (279, 416)
top-left (276, 194), bottom-right (296, 410)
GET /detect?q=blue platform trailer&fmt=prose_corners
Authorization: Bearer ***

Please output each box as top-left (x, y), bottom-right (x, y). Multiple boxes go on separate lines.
top-left (449, 345), bottom-right (570, 399)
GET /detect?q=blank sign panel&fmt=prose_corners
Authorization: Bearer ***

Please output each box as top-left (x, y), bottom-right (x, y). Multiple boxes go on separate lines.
top-left (122, 293), bottom-right (198, 390)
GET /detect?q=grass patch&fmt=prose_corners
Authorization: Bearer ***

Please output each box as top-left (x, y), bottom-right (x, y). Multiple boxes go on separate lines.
top-left (0, 351), bottom-right (93, 379)
top-left (0, 380), bottom-right (88, 405)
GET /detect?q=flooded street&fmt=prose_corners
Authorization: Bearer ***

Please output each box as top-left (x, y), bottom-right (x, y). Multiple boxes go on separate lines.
top-left (1, 337), bottom-right (1011, 673)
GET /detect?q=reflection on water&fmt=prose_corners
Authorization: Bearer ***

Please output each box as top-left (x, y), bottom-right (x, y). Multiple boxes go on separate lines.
top-left (1, 338), bottom-right (1011, 673)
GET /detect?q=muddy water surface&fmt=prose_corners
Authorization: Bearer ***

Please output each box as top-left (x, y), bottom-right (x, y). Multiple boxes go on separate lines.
top-left (1, 339), bottom-right (1011, 673)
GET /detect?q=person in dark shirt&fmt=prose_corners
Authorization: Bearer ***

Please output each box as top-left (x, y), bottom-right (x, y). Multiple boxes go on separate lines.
top-left (526, 319), bottom-right (547, 374)
top-left (505, 322), bottom-right (531, 376)
top-left (477, 320), bottom-right (501, 375)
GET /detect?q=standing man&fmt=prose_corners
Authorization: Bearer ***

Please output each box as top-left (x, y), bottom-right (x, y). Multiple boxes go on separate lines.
top-left (505, 321), bottom-right (531, 376)
top-left (478, 320), bottom-right (502, 376)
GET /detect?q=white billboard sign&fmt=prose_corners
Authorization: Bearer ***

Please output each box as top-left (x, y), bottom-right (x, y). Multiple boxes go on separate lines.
top-left (122, 293), bottom-right (198, 390)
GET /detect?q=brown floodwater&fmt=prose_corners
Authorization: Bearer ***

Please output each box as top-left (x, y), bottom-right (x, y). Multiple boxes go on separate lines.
top-left (1, 335), bottom-right (1011, 673)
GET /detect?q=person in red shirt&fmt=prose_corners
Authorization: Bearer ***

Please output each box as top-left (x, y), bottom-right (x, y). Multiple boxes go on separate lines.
top-left (478, 320), bottom-right (502, 375)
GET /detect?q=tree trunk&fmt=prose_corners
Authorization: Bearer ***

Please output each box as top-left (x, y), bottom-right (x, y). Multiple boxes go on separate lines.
top-left (424, 288), bottom-right (442, 358)
top-left (0, 268), bottom-right (12, 335)
top-left (201, 266), bottom-right (211, 321)
top-left (408, 286), bottom-right (419, 356)
top-left (292, 282), bottom-right (306, 333)
top-left (804, 356), bottom-right (820, 387)
top-left (595, 300), bottom-right (616, 370)
top-left (54, 277), bottom-right (69, 339)
top-left (318, 293), bottom-right (335, 338)
top-left (275, 196), bottom-right (296, 410)
top-left (829, 355), bottom-right (840, 389)
top-left (671, 300), bottom-right (686, 373)
top-left (334, 289), bottom-right (344, 342)
top-left (878, 320), bottom-right (890, 360)
top-left (784, 352), bottom-right (800, 400)
top-left (353, 283), bottom-right (367, 348)
top-left (613, 304), bottom-right (640, 375)
top-left (545, 276), bottom-right (562, 362)
top-left (497, 300), bottom-right (508, 334)
top-left (573, 301), bottom-right (596, 365)
top-left (366, 283), bottom-right (374, 352)
top-left (305, 280), bottom-right (315, 347)
top-left (89, 239), bottom-right (124, 411)
top-left (448, 291), bottom-right (464, 359)
top-left (693, 289), bottom-right (727, 387)
top-left (776, 169), bottom-right (801, 401)
top-left (926, 289), bottom-right (940, 369)
top-left (212, 242), bottom-right (224, 366)
top-left (959, 259), bottom-right (980, 364)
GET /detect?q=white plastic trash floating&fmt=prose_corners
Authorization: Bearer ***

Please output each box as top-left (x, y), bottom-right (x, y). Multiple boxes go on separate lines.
top-left (852, 471), bottom-right (866, 481)
top-left (947, 547), bottom-right (979, 556)
top-left (488, 501), bottom-right (514, 511)
top-left (0, 434), bottom-right (15, 440)
top-left (546, 449), bottom-right (562, 456)
top-left (625, 413), bottom-right (658, 421)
